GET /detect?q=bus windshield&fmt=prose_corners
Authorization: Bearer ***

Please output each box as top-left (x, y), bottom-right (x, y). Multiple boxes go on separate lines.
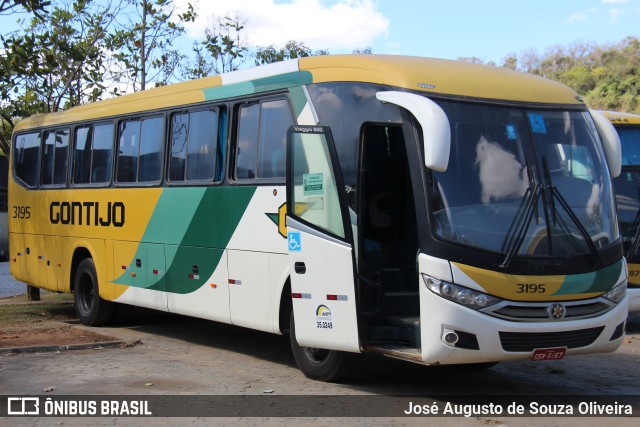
top-left (619, 127), bottom-right (640, 165)
top-left (431, 102), bottom-right (619, 258)
top-left (612, 126), bottom-right (640, 258)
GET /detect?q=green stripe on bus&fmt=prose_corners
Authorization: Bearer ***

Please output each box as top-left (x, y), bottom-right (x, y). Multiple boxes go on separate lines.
top-left (114, 186), bottom-right (257, 294)
top-left (288, 86), bottom-right (308, 118)
top-left (552, 259), bottom-right (622, 295)
top-left (202, 71), bottom-right (313, 101)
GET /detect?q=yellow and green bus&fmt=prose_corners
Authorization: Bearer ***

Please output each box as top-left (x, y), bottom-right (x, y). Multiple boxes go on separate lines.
top-left (9, 55), bottom-right (628, 381)
top-left (604, 110), bottom-right (640, 311)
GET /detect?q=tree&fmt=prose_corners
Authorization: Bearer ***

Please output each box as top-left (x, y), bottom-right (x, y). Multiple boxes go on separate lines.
top-left (108, 0), bottom-right (195, 91)
top-left (182, 14), bottom-right (248, 78)
top-left (0, 0), bottom-right (49, 16)
top-left (254, 40), bottom-right (328, 66)
top-left (0, 0), bottom-right (121, 155)
top-left (352, 47), bottom-right (372, 55)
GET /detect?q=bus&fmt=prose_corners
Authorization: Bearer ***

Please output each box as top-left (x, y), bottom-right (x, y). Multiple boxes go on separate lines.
top-left (0, 155), bottom-right (7, 261)
top-left (9, 55), bottom-right (628, 381)
top-left (605, 111), bottom-right (640, 311)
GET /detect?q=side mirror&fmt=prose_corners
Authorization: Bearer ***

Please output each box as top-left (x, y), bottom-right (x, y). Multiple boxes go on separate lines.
top-left (376, 91), bottom-right (451, 172)
top-left (590, 110), bottom-right (622, 178)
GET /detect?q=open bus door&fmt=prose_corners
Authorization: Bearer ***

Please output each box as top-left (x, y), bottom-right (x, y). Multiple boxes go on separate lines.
top-left (285, 125), bottom-right (360, 354)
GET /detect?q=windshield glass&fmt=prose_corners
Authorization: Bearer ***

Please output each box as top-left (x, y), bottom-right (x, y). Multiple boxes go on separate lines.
top-left (618, 127), bottom-right (640, 165)
top-left (430, 101), bottom-right (619, 257)
top-left (612, 126), bottom-right (640, 259)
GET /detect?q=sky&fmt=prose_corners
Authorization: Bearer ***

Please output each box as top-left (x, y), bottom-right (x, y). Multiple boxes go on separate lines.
top-left (1, 0), bottom-right (639, 64)
top-left (175, 0), bottom-right (640, 63)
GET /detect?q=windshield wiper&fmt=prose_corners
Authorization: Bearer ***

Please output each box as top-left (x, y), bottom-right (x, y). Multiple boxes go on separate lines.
top-left (625, 185), bottom-right (640, 259)
top-left (541, 158), bottom-right (602, 266)
top-left (499, 183), bottom-right (541, 269)
top-left (625, 212), bottom-right (640, 260)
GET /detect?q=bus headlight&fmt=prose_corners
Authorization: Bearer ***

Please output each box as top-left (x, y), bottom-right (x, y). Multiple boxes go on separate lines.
top-left (602, 281), bottom-right (627, 303)
top-left (423, 274), bottom-right (501, 310)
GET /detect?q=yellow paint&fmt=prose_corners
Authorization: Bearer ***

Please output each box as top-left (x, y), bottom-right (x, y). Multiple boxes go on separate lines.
top-left (628, 263), bottom-right (640, 285)
top-left (278, 203), bottom-right (287, 238)
top-left (453, 262), bottom-right (601, 301)
top-left (14, 76), bottom-right (221, 131)
top-left (9, 179), bottom-right (163, 300)
top-left (601, 110), bottom-right (640, 126)
top-left (300, 55), bottom-right (582, 105)
top-left (14, 55), bottom-right (584, 134)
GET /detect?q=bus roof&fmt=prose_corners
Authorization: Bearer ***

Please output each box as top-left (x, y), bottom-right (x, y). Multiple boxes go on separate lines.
top-left (599, 110), bottom-right (640, 126)
top-left (15, 54), bottom-right (583, 132)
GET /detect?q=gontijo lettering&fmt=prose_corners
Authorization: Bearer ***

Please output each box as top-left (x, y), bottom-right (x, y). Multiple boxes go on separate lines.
top-left (49, 201), bottom-right (125, 227)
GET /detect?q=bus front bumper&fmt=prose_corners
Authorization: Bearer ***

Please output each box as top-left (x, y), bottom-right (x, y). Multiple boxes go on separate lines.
top-left (418, 287), bottom-right (628, 365)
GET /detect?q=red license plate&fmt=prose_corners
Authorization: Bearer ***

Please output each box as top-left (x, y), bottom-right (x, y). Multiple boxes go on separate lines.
top-left (531, 347), bottom-right (566, 361)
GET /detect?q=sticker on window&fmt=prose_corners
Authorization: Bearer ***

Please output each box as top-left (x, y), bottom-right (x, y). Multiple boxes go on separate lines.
top-left (528, 113), bottom-right (547, 134)
top-left (505, 124), bottom-right (517, 140)
top-left (303, 173), bottom-right (324, 196)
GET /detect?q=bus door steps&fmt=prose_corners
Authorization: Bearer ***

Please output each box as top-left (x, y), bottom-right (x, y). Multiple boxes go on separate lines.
top-left (368, 315), bottom-right (420, 348)
top-left (364, 344), bottom-right (424, 365)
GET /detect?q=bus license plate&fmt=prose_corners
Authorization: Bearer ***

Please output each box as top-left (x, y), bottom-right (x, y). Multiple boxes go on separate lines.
top-left (531, 347), bottom-right (566, 361)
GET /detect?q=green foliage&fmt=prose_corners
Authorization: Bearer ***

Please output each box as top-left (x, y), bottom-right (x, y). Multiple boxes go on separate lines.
top-left (108, 0), bottom-right (196, 91)
top-left (254, 40), bottom-right (329, 66)
top-left (352, 47), bottom-right (373, 55)
top-left (181, 14), bottom-right (248, 78)
top-left (0, 0), bottom-right (50, 17)
top-left (499, 37), bottom-right (640, 114)
top-left (0, 0), bottom-right (119, 155)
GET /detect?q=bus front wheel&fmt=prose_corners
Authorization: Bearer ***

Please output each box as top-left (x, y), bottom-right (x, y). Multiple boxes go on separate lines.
top-left (74, 258), bottom-right (113, 326)
top-left (289, 313), bottom-right (355, 382)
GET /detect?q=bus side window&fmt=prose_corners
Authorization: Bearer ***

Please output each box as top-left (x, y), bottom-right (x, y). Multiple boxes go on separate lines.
top-left (116, 116), bottom-right (163, 184)
top-left (138, 117), bottom-right (164, 182)
top-left (236, 103), bottom-right (259, 179)
top-left (91, 124), bottom-right (114, 184)
top-left (13, 132), bottom-right (41, 188)
top-left (235, 98), bottom-right (294, 181)
top-left (117, 120), bottom-right (141, 183)
top-left (42, 129), bottom-right (70, 186)
top-left (257, 99), bottom-right (294, 178)
top-left (169, 108), bottom-right (220, 183)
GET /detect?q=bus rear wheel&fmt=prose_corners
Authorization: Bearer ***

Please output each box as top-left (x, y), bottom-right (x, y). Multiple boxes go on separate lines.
top-left (74, 258), bottom-right (113, 326)
top-left (289, 313), bottom-right (355, 382)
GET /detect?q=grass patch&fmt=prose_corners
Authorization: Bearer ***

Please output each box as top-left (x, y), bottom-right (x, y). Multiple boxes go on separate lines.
top-left (0, 293), bottom-right (75, 326)
top-left (1, 290), bottom-right (73, 304)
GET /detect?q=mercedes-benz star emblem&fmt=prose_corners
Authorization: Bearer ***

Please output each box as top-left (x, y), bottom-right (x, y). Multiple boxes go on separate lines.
top-left (547, 302), bottom-right (566, 320)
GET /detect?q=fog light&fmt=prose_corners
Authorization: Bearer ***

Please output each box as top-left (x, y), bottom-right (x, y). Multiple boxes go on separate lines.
top-left (442, 329), bottom-right (459, 346)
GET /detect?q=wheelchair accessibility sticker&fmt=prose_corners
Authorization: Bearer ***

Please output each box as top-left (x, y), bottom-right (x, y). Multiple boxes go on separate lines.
top-left (288, 232), bottom-right (302, 252)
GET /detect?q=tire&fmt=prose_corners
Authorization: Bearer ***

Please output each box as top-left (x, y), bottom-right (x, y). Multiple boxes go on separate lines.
top-left (74, 258), bottom-right (113, 326)
top-left (289, 312), bottom-right (355, 382)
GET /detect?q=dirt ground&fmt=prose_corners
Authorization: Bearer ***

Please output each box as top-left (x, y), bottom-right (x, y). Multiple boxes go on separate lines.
top-left (0, 293), bottom-right (116, 348)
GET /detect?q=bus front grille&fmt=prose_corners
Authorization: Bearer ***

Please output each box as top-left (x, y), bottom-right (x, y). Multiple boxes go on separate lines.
top-left (483, 300), bottom-right (613, 322)
top-left (499, 326), bottom-right (604, 352)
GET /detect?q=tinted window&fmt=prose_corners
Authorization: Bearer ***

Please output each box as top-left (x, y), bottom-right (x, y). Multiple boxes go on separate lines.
top-left (117, 120), bottom-right (141, 183)
top-left (306, 83), bottom-right (403, 208)
top-left (14, 132), bottom-right (41, 187)
top-left (169, 109), bottom-right (219, 182)
top-left (73, 127), bottom-right (92, 184)
top-left (42, 129), bottom-right (70, 186)
top-left (236, 104), bottom-right (259, 179)
top-left (73, 124), bottom-right (114, 185)
top-left (117, 116), bottom-right (163, 183)
top-left (91, 124), bottom-right (114, 183)
top-left (139, 117), bottom-right (164, 182)
top-left (258, 100), bottom-right (292, 178)
top-left (170, 113), bottom-right (188, 181)
top-left (235, 99), bottom-right (294, 180)
top-left (187, 110), bottom-right (217, 180)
